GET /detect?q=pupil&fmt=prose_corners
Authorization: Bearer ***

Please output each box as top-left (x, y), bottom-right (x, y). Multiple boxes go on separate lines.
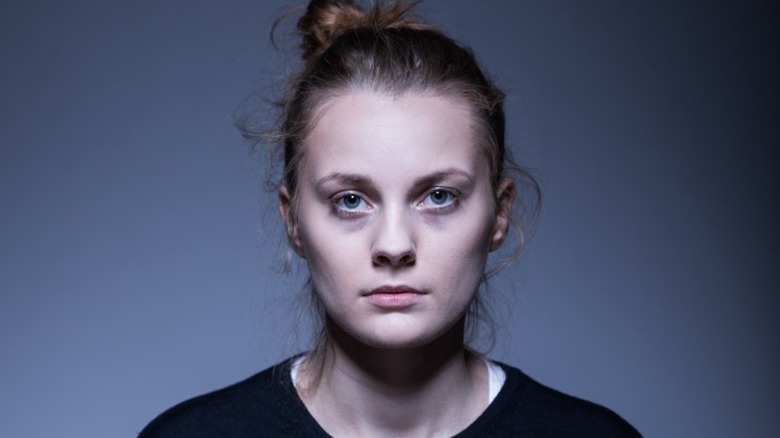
top-left (431, 190), bottom-right (446, 204)
top-left (344, 195), bottom-right (360, 208)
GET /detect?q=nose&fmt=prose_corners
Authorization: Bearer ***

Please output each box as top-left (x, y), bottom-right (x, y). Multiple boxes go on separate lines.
top-left (371, 206), bottom-right (416, 268)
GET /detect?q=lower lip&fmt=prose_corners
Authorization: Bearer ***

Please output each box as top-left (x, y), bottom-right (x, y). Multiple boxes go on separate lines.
top-left (366, 292), bottom-right (422, 309)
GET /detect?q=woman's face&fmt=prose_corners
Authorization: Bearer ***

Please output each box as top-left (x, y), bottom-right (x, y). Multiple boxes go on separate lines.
top-left (280, 91), bottom-right (512, 350)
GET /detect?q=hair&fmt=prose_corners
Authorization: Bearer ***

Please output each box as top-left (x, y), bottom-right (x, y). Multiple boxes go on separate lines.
top-left (282, 0), bottom-right (511, 203)
top-left (239, 0), bottom-right (541, 387)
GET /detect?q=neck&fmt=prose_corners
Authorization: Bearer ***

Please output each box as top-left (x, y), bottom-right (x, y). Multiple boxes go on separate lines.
top-left (296, 319), bottom-right (488, 438)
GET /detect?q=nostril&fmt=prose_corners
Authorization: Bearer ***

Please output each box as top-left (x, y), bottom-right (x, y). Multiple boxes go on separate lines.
top-left (372, 254), bottom-right (387, 266)
top-left (372, 250), bottom-right (416, 267)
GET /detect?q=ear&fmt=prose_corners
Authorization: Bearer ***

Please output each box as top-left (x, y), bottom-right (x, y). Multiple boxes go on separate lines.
top-left (279, 186), bottom-right (305, 258)
top-left (490, 178), bottom-right (515, 251)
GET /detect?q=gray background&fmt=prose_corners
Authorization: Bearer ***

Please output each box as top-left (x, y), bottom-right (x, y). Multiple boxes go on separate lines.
top-left (1, 0), bottom-right (777, 436)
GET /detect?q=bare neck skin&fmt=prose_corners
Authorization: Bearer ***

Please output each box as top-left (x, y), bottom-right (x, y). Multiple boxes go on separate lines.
top-left (296, 317), bottom-right (488, 438)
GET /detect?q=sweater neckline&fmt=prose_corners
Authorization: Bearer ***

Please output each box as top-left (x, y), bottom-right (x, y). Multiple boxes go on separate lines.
top-left (275, 357), bottom-right (523, 437)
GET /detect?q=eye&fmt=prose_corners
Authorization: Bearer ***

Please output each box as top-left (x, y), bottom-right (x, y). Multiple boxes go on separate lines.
top-left (334, 193), bottom-right (370, 214)
top-left (421, 188), bottom-right (456, 208)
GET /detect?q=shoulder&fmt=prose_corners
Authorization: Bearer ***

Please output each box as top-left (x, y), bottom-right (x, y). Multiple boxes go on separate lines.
top-left (138, 358), bottom-right (320, 438)
top-left (462, 363), bottom-right (641, 437)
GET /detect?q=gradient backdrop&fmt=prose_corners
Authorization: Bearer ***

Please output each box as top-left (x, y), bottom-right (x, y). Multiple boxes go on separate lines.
top-left (1, 0), bottom-right (778, 436)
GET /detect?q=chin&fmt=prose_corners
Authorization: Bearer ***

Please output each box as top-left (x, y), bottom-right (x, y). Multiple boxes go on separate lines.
top-left (359, 333), bottom-right (437, 350)
top-left (340, 317), bottom-right (463, 352)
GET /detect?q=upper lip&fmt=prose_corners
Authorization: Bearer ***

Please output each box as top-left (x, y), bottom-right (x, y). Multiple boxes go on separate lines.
top-left (364, 285), bottom-right (424, 296)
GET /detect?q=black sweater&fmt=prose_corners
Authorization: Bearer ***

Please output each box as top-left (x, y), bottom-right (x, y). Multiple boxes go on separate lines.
top-left (140, 359), bottom-right (641, 437)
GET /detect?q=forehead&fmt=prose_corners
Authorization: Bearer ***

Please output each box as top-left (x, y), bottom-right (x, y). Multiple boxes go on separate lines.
top-left (301, 91), bottom-right (487, 178)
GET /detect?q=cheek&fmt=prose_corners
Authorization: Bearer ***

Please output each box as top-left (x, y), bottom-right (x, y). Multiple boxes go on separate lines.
top-left (298, 220), bottom-right (363, 290)
top-left (428, 214), bottom-right (494, 282)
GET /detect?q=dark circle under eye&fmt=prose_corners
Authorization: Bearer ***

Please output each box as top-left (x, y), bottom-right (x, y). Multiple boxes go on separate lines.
top-left (342, 194), bottom-right (362, 209)
top-left (430, 190), bottom-right (449, 205)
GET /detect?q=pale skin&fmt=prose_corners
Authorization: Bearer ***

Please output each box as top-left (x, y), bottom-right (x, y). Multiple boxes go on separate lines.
top-left (279, 91), bottom-right (515, 437)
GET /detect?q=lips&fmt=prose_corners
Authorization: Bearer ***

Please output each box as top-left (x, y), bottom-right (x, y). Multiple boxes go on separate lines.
top-left (366, 285), bottom-right (422, 295)
top-left (364, 285), bottom-right (424, 309)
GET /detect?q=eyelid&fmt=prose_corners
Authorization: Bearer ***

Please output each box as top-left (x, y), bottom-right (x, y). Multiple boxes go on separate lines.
top-left (331, 191), bottom-right (372, 216)
top-left (418, 186), bottom-right (459, 210)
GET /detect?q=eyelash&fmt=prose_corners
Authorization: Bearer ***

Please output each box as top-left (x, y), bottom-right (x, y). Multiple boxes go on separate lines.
top-left (419, 188), bottom-right (458, 212)
top-left (332, 192), bottom-right (371, 217)
top-left (330, 187), bottom-right (459, 218)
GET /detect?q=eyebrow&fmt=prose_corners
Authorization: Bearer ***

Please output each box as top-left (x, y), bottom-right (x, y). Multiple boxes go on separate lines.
top-left (315, 168), bottom-right (473, 190)
top-left (315, 173), bottom-right (373, 188)
top-left (411, 168), bottom-right (474, 188)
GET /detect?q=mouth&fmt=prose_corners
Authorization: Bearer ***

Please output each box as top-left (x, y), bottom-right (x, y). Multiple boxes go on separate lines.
top-left (366, 285), bottom-right (423, 295)
top-left (363, 285), bottom-right (425, 309)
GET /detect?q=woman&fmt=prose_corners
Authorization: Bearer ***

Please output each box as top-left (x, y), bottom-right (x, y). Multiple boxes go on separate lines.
top-left (141, 1), bottom-right (640, 436)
